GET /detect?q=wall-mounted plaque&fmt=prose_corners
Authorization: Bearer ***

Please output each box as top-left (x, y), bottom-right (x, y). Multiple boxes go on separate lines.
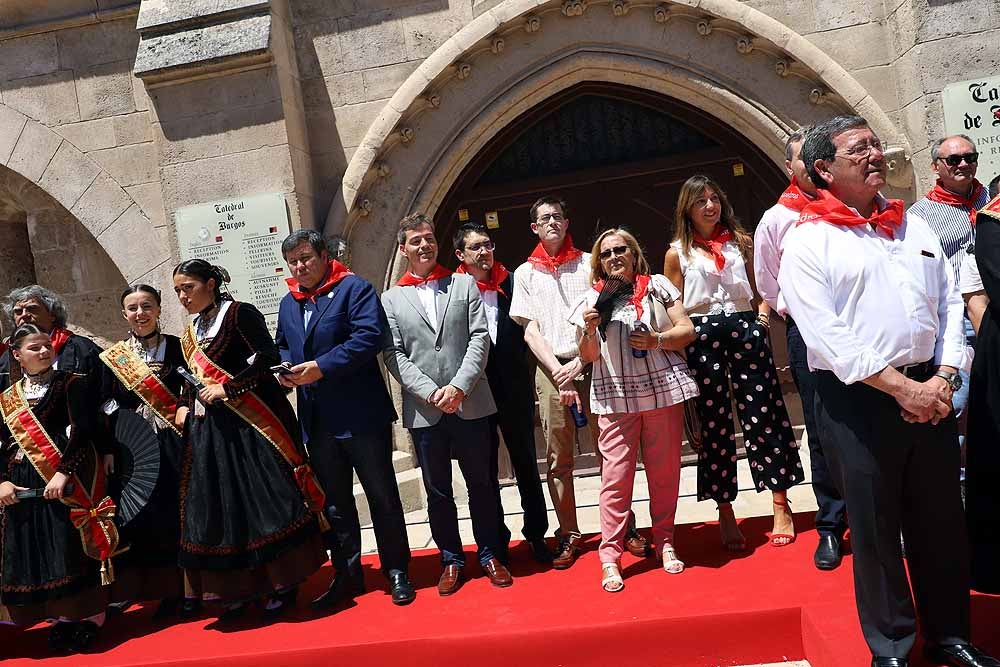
top-left (175, 193), bottom-right (290, 333)
top-left (942, 76), bottom-right (1000, 187)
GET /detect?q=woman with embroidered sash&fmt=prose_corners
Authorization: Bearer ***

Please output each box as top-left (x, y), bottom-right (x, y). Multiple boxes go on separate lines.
top-left (98, 285), bottom-right (188, 619)
top-left (171, 260), bottom-right (326, 620)
top-left (0, 324), bottom-right (118, 652)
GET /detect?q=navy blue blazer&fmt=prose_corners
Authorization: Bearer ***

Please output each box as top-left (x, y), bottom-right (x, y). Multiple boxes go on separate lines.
top-left (275, 273), bottom-right (397, 442)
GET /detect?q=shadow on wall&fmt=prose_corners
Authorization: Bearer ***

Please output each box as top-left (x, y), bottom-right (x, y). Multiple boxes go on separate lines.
top-left (0, 165), bottom-right (127, 345)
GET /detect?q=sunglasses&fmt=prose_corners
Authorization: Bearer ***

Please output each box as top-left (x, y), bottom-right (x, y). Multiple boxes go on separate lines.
top-left (464, 241), bottom-right (495, 253)
top-left (938, 153), bottom-right (978, 167)
top-left (599, 245), bottom-right (629, 260)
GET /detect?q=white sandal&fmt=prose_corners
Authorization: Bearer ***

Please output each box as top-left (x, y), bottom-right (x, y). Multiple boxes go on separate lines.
top-left (601, 563), bottom-right (624, 592)
top-left (661, 544), bottom-right (685, 574)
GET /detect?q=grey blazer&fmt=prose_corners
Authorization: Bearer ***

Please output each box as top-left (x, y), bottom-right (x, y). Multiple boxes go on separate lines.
top-left (381, 273), bottom-right (497, 428)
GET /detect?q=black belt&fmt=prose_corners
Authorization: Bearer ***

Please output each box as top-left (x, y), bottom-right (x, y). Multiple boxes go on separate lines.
top-left (895, 360), bottom-right (934, 380)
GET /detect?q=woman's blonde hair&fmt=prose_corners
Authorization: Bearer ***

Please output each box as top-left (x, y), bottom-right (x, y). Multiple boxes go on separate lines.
top-left (672, 175), bottom-right (752, 262)
top-left (589, 228), bottom-right (650, 285)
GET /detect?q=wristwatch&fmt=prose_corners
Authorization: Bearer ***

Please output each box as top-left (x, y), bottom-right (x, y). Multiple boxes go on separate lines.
top-left (933, 370), bottom-right (963, 392)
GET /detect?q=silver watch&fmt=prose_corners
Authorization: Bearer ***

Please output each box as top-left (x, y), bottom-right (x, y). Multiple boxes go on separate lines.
top-left (933, 370), bottom-right (963, 392)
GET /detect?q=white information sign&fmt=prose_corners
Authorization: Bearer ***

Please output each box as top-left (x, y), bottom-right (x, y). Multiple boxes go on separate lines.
top-left (942, 76), bottom-right (1000, 186)
top-left (175, 193), bottom-right (291, 333)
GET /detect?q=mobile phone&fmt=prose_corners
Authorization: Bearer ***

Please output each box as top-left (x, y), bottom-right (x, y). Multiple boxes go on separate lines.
top-left (270, 364), bottom-right (295, 376)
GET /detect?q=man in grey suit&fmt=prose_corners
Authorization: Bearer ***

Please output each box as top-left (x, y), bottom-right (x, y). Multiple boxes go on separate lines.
top-left (381, 214), bottom-right (512, 596)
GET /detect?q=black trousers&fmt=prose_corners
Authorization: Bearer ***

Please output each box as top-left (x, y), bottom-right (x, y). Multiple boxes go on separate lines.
top-left (412, 415), bottom-right (502, 567)
top-left (489, 406), bottom-right (548, 544)
top-left (813, 370), bottom-right (970, 658)
top-left (307, 421), bottom-right (411, 580)
top-left (786, 318), bottom-right (847, 538)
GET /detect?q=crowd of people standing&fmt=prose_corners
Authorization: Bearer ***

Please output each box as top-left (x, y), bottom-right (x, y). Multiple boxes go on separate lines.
top-left (0, 115), bottom-right (997, 667)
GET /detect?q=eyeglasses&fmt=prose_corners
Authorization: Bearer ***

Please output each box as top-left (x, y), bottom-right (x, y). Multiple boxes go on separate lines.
top-left (465, 241), bottom-right (495, 253)
top-left (836, 140), bottom-right (884, 161)
top-left (937, 152), bottom-right (978, 167)
top-left (599, 245), bottom-right (629, 260)
top-left (536, 213), bottom-right (565, 223)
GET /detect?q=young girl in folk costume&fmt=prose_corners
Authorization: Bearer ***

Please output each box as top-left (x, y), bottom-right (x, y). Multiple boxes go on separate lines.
top-left (0, 324), bottom-right (119, 652)
top-left (666, 175), bottom-right (803, 552)
top-left (99, 285), bottom-right (188, 619)
top-left (171, 260), bottom-right (327, 620)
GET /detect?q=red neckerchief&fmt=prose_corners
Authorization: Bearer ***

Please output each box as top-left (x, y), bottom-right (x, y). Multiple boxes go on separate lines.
top-left (285, 260), bottom-right (353, 303)
top-left (397, 264), bottom-right (453, 287)
top-left (777, 176), bottom-right (813, 213)
top-left (526, 235), bottom-right (583, 273)
top-left (455, 262), bottom-right (509, 297)
top-left (798, 188), bottom-right (904, 239)
top-left (50, 327), bottom-right (72, 356)
top-left (692, 225), bottom-right (732, 272)
top-left (592, 274), bottom-right (653, 320)
top-left (926, 179), bottom-right (985, 226)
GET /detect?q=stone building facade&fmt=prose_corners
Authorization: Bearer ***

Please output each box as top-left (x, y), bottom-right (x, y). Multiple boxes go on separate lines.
top-left (1, 0), bottom-right (997, 464)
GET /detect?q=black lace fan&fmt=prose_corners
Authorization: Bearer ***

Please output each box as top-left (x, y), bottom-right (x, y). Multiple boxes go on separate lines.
top-left (594, 275), bottom-right (633, 339)
top-left (108, 410), bottom-right (160, 527)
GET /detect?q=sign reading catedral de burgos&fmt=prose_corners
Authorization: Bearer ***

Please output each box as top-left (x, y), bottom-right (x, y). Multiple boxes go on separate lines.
top-left (943, 76), bottom-right (1000, 184)
top-left (175, 193), bottom-right (291, 333)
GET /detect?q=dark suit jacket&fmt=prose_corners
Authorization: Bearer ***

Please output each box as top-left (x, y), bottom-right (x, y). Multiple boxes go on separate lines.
top-left (276, 274), bottom-right (397, 442)
top-left (485, 275), bottom-right (536, 422)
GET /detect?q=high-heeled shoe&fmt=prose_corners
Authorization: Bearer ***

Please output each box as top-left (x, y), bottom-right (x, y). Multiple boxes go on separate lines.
top-left (660, 543), bottom-right (685, 574)
top-left (770, 498), bottom-right (797, 547)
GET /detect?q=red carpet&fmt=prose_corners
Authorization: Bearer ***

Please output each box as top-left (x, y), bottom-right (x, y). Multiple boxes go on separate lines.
top-left (2, 514), bottom-right (997, 666)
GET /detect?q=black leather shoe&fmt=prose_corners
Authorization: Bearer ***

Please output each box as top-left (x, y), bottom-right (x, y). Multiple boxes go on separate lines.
top-left (389, 572), bottom-right (416, 606)
top-left (527, 538), bottom-right (554, 564)
top-left (924, 643), bottom-right (1000, 667)
top-left (872, 657), bottom-right (908, 666)
top-left (311, 572), bottom-right (365, 610)
top-left (814, 534), bottom-right (843, 570)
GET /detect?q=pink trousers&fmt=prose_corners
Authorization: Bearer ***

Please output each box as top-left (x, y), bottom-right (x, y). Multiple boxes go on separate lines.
top-left (597, 403), bottom-right (684, 564)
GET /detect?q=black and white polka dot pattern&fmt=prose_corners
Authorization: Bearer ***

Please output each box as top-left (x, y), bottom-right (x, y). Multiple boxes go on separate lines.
top-left (686, 311), bottom-right (802, 502)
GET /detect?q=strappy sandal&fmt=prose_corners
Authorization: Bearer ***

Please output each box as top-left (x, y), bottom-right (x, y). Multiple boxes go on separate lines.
top-left (660, 544), bottom-right (685, 574)
top-left (770, 498), bottom-right (797, 547)
top-left (718, 504), bottom-right (747, 552)
top-left (601, 563), bottom-right (624, 593)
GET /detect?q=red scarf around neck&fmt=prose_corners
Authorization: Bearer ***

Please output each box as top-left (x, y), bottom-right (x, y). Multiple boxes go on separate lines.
top-left (692, 224), bottom-right (732, 272)
top-left (777, 176), bottom-right (814, 213)
top-left (592, 274), bottom-right (653, 320)
top-left (50, 327), bottom-right (72, 356)
top-left (285, 260), bottom-right (353, 303)
top-left (526, 235), bottom-right (583, 273)
top-left (397, 264), bottom-right (453, 287)
top-left (798, 188), bottom-right (904, 239)
top-left (926, 179), bottom-right (985, 226)
top-left (455, 261), bottom-right (509, 296)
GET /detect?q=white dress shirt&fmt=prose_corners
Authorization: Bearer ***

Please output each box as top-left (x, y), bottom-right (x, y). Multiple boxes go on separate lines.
top-left (509, 253), bottom-right (592, 359)
top-left (479, 288), bottom-right (499, 344)
top-left (959, 252), bottom-right (983, 295)
top-left (413, 280), bottom-right (439, 331)
top-left (753, 203), bottom-right (801, 315)
top-left (778, 198), bottom-right (965, 385)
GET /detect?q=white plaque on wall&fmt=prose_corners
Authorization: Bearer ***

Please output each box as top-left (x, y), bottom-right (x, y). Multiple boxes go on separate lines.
top-left (175, 193), bottom-right (291, 333)
top-left (942, 76), bottom-right (1000, 187)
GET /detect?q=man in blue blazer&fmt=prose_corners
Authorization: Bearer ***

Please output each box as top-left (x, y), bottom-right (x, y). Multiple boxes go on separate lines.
top-left (276, 230), bottom-right (414, 608)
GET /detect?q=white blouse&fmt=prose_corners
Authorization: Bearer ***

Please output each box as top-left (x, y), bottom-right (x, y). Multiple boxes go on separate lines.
top-left (671, 239), bottom-right (754, 315)
top-left (569, 274), bottom-right (699, 415)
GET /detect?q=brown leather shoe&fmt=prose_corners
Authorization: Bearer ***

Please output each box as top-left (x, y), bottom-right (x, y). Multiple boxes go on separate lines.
top-left (552, 533), bottom-right (582, 570)
top-left (437, 564), bottom-right (464, 596)
top-left (482, 558), bottom-right (513, 588)
top-left (625, 531), bottom-right (651, 558)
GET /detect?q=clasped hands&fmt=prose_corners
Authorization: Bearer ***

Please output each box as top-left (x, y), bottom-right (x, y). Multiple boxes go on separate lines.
top-left (429, 385), bottom-right (465, 414)
top-left (897, 375), bottom-right (953, 425)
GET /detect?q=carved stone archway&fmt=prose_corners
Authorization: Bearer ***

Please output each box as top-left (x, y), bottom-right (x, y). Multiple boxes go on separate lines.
top-left (322, 0), bottom-right (912, 288)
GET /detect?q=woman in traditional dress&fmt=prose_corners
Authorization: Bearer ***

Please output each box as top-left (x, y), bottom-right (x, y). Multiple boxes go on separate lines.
top-left (571, 228), bottom-right (699, 592)
top-left (666, 175), bottom-right (803, 551)
top-left (99, 285), bottom-right (189, 619)
top-left (0, 324), bottom-right (117, 652)
top-left (171, 260), bottom-right (327, 620)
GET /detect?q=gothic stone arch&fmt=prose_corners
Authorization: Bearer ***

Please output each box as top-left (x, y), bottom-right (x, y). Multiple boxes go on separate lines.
top-left (322, 0), bottom-right (913, 288)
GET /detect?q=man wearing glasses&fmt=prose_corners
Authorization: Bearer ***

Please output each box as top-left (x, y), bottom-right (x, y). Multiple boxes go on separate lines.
top-left (454, 223), bottom-right (552, 564)
top-left (779, 116), bottom-right (997, 667)
top-left (907, 135), bottom-right (989, 472)
top-left (509, 196), bottom-right (648, 569)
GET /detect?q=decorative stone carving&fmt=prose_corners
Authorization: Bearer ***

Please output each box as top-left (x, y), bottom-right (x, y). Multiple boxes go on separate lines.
top-left (423, 93), bottom-right (442, 109)
top-left (456, 62), bottom-right (472, 80)
top-left (611, 0), bottom-right (630, 16)
top-left (653, 4), bottom-right (671, 23)
top-left (736, 36), bottom-right (754, 54)
top-left (524, 14), bottom-right (542, 32)
top-left (399, 127), bottom-right (415, 143)
top-left (357, 198), bottom-right (373, 217)
top-left (696, 18), bottom-right (713, 36)
top-left (775, 59), bottom-right (791, 77)
top-left (562, 0), bottom-right (587, 17)
top-left (374, 162), bottom-right (391, 178)
top-left (808, 88), bottom-right (829, 105)
top-left (883, 147), bottom-right (912, 188)
top-left (491, 37), bottom-right (505, 54)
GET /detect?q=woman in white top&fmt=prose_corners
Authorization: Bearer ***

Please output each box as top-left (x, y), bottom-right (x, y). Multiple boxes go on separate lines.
top-left (572, 228), bottom-right (698, 592)
top-left (665, 175), bottom-right (802, 552)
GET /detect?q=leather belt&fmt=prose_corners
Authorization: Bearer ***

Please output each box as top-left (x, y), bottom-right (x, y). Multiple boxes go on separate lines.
top-left (895, 360), bottom-right (933, 380)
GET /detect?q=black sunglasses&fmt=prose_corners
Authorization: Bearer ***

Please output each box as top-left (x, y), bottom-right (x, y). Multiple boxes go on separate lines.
top-left (938, 153), bottom-right (978, 167)
top-left (599, 245), bottom-right (629, 260)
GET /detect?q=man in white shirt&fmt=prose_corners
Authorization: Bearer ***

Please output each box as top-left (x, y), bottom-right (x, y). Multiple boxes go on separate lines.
top-left (453, 222), bottom-right (552, 564)
top-left (779, 115), bottom-right (997, 667)
top-left (754, 129), bottom-right (847, 572)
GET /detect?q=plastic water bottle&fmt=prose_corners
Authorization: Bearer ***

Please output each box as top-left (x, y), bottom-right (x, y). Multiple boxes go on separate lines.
top-left (631, 321), bottom-right (649, 359)
top-left (568, 403), bottom-right (588, 427)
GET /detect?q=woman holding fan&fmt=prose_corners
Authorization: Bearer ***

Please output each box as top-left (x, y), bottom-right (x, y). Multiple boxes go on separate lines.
top-left (665, 175), bottom-right (802, 552)
top-left (171, 259), bottom-right (326, 620)
top-left (571, 228), bottom-right (698, 592)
